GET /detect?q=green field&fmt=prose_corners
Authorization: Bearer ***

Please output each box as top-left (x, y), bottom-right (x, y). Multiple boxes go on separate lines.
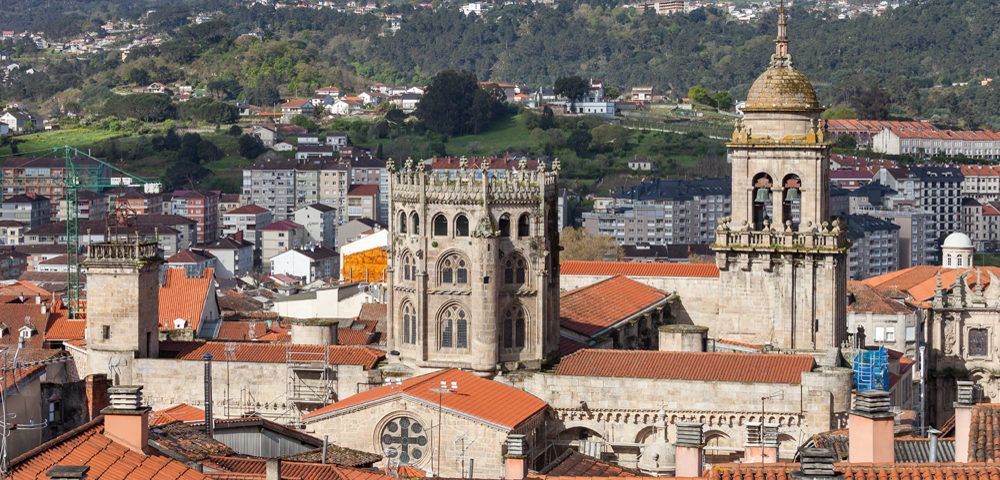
top-left (0, 129), bottom-right (121, 157)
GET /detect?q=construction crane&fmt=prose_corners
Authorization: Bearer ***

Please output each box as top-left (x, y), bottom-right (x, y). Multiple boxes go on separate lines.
top-left (54, 146), bottom-right (161, 320)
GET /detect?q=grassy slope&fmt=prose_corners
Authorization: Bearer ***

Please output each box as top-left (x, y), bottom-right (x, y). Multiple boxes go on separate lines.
top-left (0, 129), bottom-right (121, 156)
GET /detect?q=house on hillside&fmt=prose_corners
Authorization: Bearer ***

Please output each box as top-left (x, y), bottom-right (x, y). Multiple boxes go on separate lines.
top-left (280, 99), bottom-right (313, 123)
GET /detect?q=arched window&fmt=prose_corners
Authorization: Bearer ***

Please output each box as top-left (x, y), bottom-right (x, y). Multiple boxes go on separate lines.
top-left (498, 214), bottom-right (511, 237)
top-left (439, 253), bottom-right (469, 285)
top-left (502, 304), bottom-right (526, 350)
top-left (947, 254), bottom-right (952, 266)
top-left (782, 174), bottom-right (801, 229)
top-left (398, 212), bottom-right (407, 234)
top-left (503, 253), bottom-right (527, 285)
top-left (433, 214), bottom-right (448, 236)
top-left (401, 301), bottom-right (416, 344)
top-left (517, 214), bottom-right (530, 237)
top-left (455, 214), bottom-right (469, 237)
top-left (752, 173), bottom-right (773, 230)
top-left (440, 304), bottom-right (468, 349)
top-left (400, 252), bottom-right (415, 281)
top-left (410, 212), bottom-right (419, 234)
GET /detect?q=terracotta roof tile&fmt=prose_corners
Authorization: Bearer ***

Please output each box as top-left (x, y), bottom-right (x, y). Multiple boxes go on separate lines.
top-left (9, 417), bottom-right (209, 479)
top-left (279, 444), bottom-right (381, 467)
top-left (560, 276), bottom-right (671, 337)
top-left (303, 368), bottom-right (547, 429)
top-left (210, 456), bottom-right (395, 480)
top-left (226, 205), bottom-right (270, 215)
top-left (862, 266), bottom-right (1000, 304)
top-left (969, 404), bottom-right (1000, 462)
top-left (150, 403), bottom-right (207, 427)
top-left (709, 463), bottom-right (1000, 480)
top-left (338, 319), bottom-right (378, 345)
top-left (560, 261), bottom-right (719, 278)
top-left (159, 341), bottom-right (384, 368)
top-left (847, 281), bottom-right (915, 315)
top-left (555, 350), bottom-right (816, 384)
top-left (149, 420), bottom-right (237, 461)
top-left (214, 320), bottom-right (286, 342)
top-left (347, 184), bottom-right (379, 196)
top-left (540, 449), bottom-right (647, 477)
top-left (560, 336), bottom-right (589, 356)
top-left (159, 268), bottom-right (216, 332)
top-left (261, 220), bottom-right (303, 231)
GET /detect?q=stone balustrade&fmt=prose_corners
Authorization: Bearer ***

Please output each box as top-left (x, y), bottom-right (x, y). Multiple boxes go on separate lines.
top-left (712, 217), bottom-right (846, 252)
top-left (85, 240), bottom-right (160, 264)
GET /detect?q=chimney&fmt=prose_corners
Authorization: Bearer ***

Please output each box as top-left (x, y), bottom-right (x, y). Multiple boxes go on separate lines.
top-left (504, 434), bottom-right (528, 480)
top-left (45, 465), bottom-right (89, 480)
top-left (266, 459), bottom-right (281, 480)
top-left (203, 353), bottom-right (214, 437)
top-left (674, 422), bottom-right (704, 477)
top-left (35, 292), bottom-right (40, 304)
top-left (954, 380), bottom-right (975, 463)
top-left (101, 385), bottom-right (151, 453)
top-left (744, 422), bottom-right (779, 463)
top-left (791, 448), bottom-right (842, 480)
top-left (847, 390), bottom-right (894, 463)
top-left (84, 374), bottom-right (109, 420)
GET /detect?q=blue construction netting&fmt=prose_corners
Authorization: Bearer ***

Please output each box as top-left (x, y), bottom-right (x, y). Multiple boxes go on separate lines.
top-left (853, 346), bottom-right (889, 391)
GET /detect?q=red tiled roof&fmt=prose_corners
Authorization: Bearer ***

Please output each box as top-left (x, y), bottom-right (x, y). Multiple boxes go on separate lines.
top-left (283, 99), bottom-right (310, 108)
top-left (555, 350), bottom-right (816, 384)
top-left (151, 403), bottom-right (207, 427)
top-left (347, 184), bottom-right (379, 196)
top-left (43, 297), bottom-right (84, 341)
top-left (382, 465), bottom-right (427, 477)
top-left (225, 204), bottom-right (270, 215)
top-left (338, 319), bottom-right (378, 345)
top-left (159, 268), bottom-right (216, 332)
top-left (159, 341), bottom-right (384, 368)
top-left (709, 462), bottom-right (1000, 480)
top-left (560, 261), bottom-right (720, 278)
top-left (540, 449), bottom-right (647, 477)
top-left (168, 249), bottom-right (213, 264)
top-left (260, 220), bottom-right (303, 231)
top-left (847, 281), bottom-right (915, 315)
top-left (560, 276), bottom-right (671, 337)
top-left (560, 336), bottom-right (589, 356)
top-left (209, 457), bottom-right (394, 480)
top-left (970, 404), bottom-right (1000, 462)
top-left (862, 266), bottom-right (1000, 305)
top-left (214, 320), bottom-right (285, 342)
top-left (9, 416), bottom-right (209, 479)
top-left (303, 368), bottom-right (547, 428)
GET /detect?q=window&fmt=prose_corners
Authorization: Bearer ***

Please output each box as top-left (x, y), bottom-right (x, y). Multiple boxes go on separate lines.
top-left (440, 304), bottom-right (468, 349)
top-left (885, 327), bottom-right (895, 342)
top-left (503, 305), bottom-right (526, 350)
top-left (503, 253), bottom-right (527, 285)
top-left (433, 214), bottom-right (448, 236)
top-left (398, 212), bottom-right (407, 234)
top-left (499, 214), bottom-right (510, 237)
top-left (402, 301), bottom-right (416, 344)
top-left (875, 327), bottom-right (885, 342)
top-left (970, 328), bottom-right (989, 356)
top-left (439, 253), bottom-right (468, 285)
top-left (102, 325), bottom-right (110, 340)
top-left (401, 252), bottom-right (415, 281)
top-left (455, 215), bottom-right (469, 237)
top-left (517, 214), bottom-right (530, 237)
top-left (410, 212), bottom-right (419, 233)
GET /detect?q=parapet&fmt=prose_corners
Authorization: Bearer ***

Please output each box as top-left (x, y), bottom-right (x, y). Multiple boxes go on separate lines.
top-left (389, 157), bottom-right (558, 205)
top-left (84, 240), bottom-right (161, 267)
top-left (712, 217), bottom-right (847, 253)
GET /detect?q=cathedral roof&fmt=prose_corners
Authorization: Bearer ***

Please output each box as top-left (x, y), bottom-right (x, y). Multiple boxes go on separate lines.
top-left (560, 276), bottom-right (672, 338)
top-left (555, 349), bottom-right (816, 384)
top-left (743, 64), bottom-right (821, 113)
top-left (560, 261), bottom-right (719, 278)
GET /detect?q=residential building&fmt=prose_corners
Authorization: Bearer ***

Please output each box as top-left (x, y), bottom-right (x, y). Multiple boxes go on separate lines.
top-left (201, 233), bottom-right (254, 279)
top-left (115, 190), bottom-right (163, 215)
top-left (221, 204), bottom-right (272, 253)
top-left (158, 266), bottom-right (221, 338)
top-left (56, 190), bottom-right (107, 221)
top-left (347, 155), bottom-right (388, 224)
top-left (270, 245), bottom-right (338, 283)
top-left (346, 184), bottom-right (379, 222)
top-left (962, 198), bottom-right (1000, 252)
top-left (631, 86), bottom-right (653, 101)
top-left (873, 125), bottom-right (1000, 158)
top-left (294, 203), bottom-right (337, 247)
top-left (830, 169), bottom-right (873, 190)
top-left (1, 194), bottom-right (50, 228)
top-left (562, 79), bottom-right (616, 117)
top-left (637, 0), bottom-right (687, 15)
top-left (846, 214), bottom-right (900, 280)
top-left (326, 131), bottom-right (348, 150)
top-left (259, 219), bottom-right (307, 267)
top-left (337, 218), bottom-right (385, 249)
top-left (134, 215), bottom-right (197, 255)
top-left (0, 110), bottom-right (35, 132)
top-left (280, 99), bottom-right (313, 123)
top-left (0, 247), bottom-right (27, 279)
top-left (318, 163), bottom-right (350, 221)
top-left (855, 203), bottom-right (936, 269)
top-left (960, 164), bottom-right (1000, 202)
top-left (826, 119), bottom-right (937, 147)
top-left (877, 166), bottom-right (963, 257)
top-left (242, 158), bottom-right (299, 220)
top-left (0, 220), bottom-right (25, 245)
top-left (246, 124), bottom-right (277, 147)
top-left (1, 155), bottom-right (107, 200)
top-left (847, 281), bottom-right (921, 358)
top-left (295, 144), bottom-right (335, 160)
top-left (165, 249), bottom-right (216, 273)
top-left (171, 190), bottom-right (220, 244)
top-left (582, 178), bottom-right (731, 246)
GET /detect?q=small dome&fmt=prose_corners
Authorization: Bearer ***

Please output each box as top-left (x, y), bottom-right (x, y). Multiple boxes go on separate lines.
top-left (743, 65), bottom-right (821, 112)
top-left (943, 232), bottom-right (973, 249)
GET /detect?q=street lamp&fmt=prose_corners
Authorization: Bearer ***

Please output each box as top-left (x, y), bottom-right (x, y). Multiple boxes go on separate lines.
top-left (430, 380), bottom-right (458, 477)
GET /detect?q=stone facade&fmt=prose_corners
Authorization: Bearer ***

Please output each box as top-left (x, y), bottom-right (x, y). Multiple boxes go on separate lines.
top-left (387, 158), bottom-right (560, 375)
top-left (82, 241), bottom-right (162, 385)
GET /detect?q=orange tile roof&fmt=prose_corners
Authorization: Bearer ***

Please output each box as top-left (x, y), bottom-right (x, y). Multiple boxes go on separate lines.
top-left (43, 296), bottom-right (84, 341)
top-left (970, 404), bottom-right (1000, 462)
top-left (159, 341), bottom-right (384, 368)
top-left (382, 465), bottom-right (427, 477)
top-left (847, 281), bottom-right (915, 315)
top-left (226, 204), bottom-right (270, 215)
top-left (159, 268), bottom-right (216, 332)
top-left (560, 336), bottom-right (589, 356)
top-left (338, 319), bottom-right (378, 345)
top-left (209, 456), bottom-right (396, 480)
top-left (150, 403), bottom-right (207, 427)
top-left (214, 320), bottom-right (287, 342)
top-left (709, 462), bottom-right (1000, 480)
top-left (9, 416), bottom-right (209, 479)
top-left (540, 449), bottom-right (647, 477)
top-left (555, 350), bottom-right (816, 384)
top-left (862, 266), bottom-right (1000, 304)
top-left (347, 184), bottom-right (379, 196)
top-left (560, 276), bottom-right (671, 337)
top-left (303, 368), bottom-right (548, 429)
top-left (560, 261), bottom-right (719, 278)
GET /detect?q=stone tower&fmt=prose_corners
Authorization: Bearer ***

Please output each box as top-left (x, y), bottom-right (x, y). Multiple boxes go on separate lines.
top-left (710, 4), bottom-right (848, 351)
top-left (386, 158), bottom-right (560, 376)
top-left (83, 240), bottom-right (163, 385)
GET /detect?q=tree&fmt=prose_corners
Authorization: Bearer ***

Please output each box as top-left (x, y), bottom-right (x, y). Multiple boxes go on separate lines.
top-left (711, 91), bottom-right (733, 110)
top-left (103, 93), bottom-right (175, 122)
top-left (554, 76), bottom-right (589, 113)
top-left (228, 125), bottom-right (243, 136)
top-left (291, 114), bottom-right (318, 132)
top-left (559, 227), bottom-right (622, 261)
top-left (688, 85), bottom-right (713, 106)
top-left (605, 87), bottom-right (620, 100)
top-left (539, 106), bottom-right (556, 130)
top-left (124, 67), bottom-right (150, 86)
top-left (589, 124), bottom-right (629, 152)
top-left (238, 134), bottom-right (266, 159)
top-left (415, 70), bottom-right (480, 136)
top-left (852, 83), bottom-right (890, 120)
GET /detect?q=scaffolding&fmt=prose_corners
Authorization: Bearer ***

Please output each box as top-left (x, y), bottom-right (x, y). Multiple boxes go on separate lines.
top-left (285, 347), bottom-right (337, 414)
top-left (853, 346), bottom-right (889, 391)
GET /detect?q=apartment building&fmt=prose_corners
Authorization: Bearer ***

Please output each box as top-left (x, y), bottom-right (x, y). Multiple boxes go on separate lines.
top-left (1, 156), bottom-right (107, 200)
top-left (582, 178), bottom-right (731, 246)
top-left (294, 203), bottom-right (337, 247)
top-left (55, 190), bottom-right (107, 221)
top-left (1, 194), bottom-right (50, 228)
top-left (345, 185), bottom-right (379, 222)
top-left (846, 214), bottom-right (900, 280)
top-left (115, 190), bottom-right (163, 215)
top-left (877, 166), bottom-right (962, 256)
top-left (347, 156), bottom-right (388, 224)
top-left (171, 190), bottom-right (219, 244)
top-left (962, 198), bottom-right (1000, 252)
top-left (961, 165), bottom-right (1000, 202)
top-left (873, 125), bottom-right (1000, 158)
top-left (259, 219), bottom-right (308, 267)
top-left (222, 204), bottom-right (273, 250)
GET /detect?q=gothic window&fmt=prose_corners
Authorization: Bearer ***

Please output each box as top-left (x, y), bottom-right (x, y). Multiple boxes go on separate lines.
top-left (498, 214), bottom-right (511, 237)
top-left (439, 253), bottom-right (468, 285)
top-left (400, 252), bottom-right (415, 281)
top-left (410, 212), bottom-right (420, 233)
top-left (401, 301), bottom-right (416, 344)
top-left (782, 175), bottom-right (801, 229)
top-left (398, 212), bottom-right (407, 234)
top-left (503, 253), bottom-right (527, 285)
top-left (380, 416), bottom-right (428, 465)
top-left (970, 328), bottom-right (989, 357)
top-left (517, 213), bottom-right (530, 237)
top-left (440, 304), bottom-right (468, 349)
top-left (455, 214), bottom-right (469, 237)
top-left (752, 173), bottom-right (773, 230)
top-left (503, 304), bottom-right (526, 350)
top-left (433, 214), bottom-right (448, 236)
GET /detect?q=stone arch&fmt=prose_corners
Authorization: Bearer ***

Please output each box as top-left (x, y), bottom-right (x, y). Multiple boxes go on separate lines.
top-left (502, 302), bottom-right (527, 351)
top-left (399, 298), bottom-right (417, 345)
top-left (635, 426), bottom-right (660, 444)
top-left (432, 213), bottom-right (448, 237)
top-left (398, 249), bottom-right (415, 282)
top-left (502, 251), bottom-right (529, 287)
top-left (398, 211), bottom-right (408, 234)
top-left (517, 213), bottom-right (530, 237)
top-left (557, 426), bottom-right (605, 442)
top-left (781, 173), bottom-right (802, 229)
top-left (435, 301), bottom-right (469, 349)
top-left (454, 214), bottom-right (470, 237)
top-left (410, 211), bottom-right (420, 233)
top-left (704, 430), bottom-right (740, 464)
top-left (435, 250), bottom-right (470, 286)
top-left (498, 213), bottom-right (511, 237)
top-left (752, 172), bottom-right (774, 230)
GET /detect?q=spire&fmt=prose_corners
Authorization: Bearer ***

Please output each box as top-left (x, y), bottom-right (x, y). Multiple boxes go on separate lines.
top-left (773, 0), bottom-right (790, 65)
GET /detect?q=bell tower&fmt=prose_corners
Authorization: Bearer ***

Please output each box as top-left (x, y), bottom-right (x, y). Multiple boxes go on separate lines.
top-left (711, 2), bottom-right (848, 351)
